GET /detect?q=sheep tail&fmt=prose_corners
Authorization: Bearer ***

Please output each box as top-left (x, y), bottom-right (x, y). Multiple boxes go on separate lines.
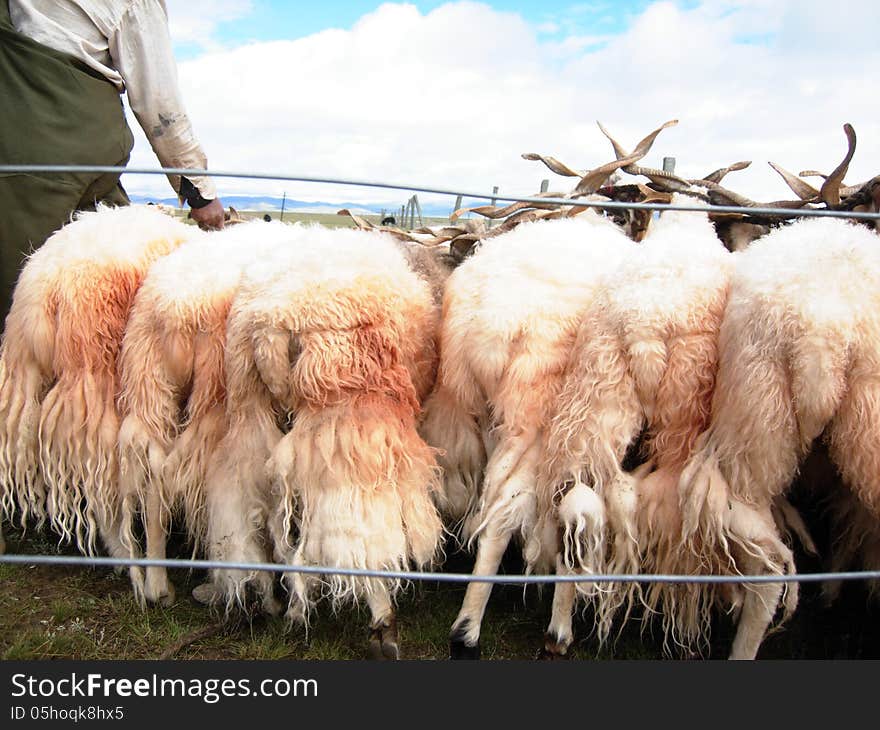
top-left (419, 381), bottom-right (486, 529)
top-left (165, 404), bottom-right (227, 549)
top-left (117, 414), bottom-right (169, 558)
top-left (270, 396), bottom-right (444, 613)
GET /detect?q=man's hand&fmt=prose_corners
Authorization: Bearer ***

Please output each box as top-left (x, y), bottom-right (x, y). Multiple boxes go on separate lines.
top-left (189, 198), bottom-right (226, 230)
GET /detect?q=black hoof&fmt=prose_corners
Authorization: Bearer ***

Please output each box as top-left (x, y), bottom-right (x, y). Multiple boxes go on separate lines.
top-left (449, 622), bottom-right (481, 660)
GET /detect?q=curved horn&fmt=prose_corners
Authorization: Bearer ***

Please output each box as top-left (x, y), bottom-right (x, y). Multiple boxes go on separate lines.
top-left (337, 209), bottom-right (377, 230)
top-left (768, 162), bottom-right (820, 201)
top-left (702, 160), bottom-right (752, 184)
top-left (819, 123), bottom-right (857, 207)
top-left (521, 153), bottom-right (586, 178)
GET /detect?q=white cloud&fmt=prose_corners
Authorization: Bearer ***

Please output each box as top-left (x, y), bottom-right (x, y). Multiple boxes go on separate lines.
top-left (123, 1), bottom-right (880, 211)
top-left (164, 0), bottom-right (254, 50)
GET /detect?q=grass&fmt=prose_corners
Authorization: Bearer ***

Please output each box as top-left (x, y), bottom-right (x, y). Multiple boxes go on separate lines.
top-left (4, 519), bottom-right (879, 660)
top-left (167, 207), bottom-right (454, 230)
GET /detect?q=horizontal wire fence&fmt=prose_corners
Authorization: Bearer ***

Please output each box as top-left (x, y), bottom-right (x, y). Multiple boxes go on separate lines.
top-left (3, 554), bottom-right (880, 586)
top-left (2, 163), bottom-right (880, 588)
top-left (3, 164), bottom-right (880, 221)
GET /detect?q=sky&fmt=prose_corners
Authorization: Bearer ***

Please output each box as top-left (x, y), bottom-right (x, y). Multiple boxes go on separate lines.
top-left (122, 0), bottom-right (880, 212)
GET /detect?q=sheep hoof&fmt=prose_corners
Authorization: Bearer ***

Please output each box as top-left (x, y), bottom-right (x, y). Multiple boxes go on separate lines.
top-left (285, 601), bottom-right (308, 627)
top-left (192, 582), bottom-right (223, 607)
top-left (261, 594), bottom-right (283, 618)
top-left (368, 616), bottom-right (400, 660)
top-left (449, 621), bottom-right (480, 660)
top-left (821, 577), bottom-right (843, 607)
top-left (146, 584), bottom-right (176, 608)
top-left (128, 566), bottom-right (146, 601)
top-left (538, 632), bottom-right (571, 660)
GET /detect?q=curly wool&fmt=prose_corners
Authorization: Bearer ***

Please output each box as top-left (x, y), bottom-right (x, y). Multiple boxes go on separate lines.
top-left (535, 200), bottom-right (734, 650)
top-left (205, 226), bottom-right (446, 616)
top-left (679, 217), bottom-right (880, 654)
top-left (0, 205), bottom-right (197, 554)
top-left (117, 222), bottom-right (301, 560)
top-left (421, 212), bottom-right (637, 539)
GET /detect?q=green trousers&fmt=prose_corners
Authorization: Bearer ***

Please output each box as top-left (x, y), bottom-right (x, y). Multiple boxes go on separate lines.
top-left (0, 1), bottom-right (134, 324)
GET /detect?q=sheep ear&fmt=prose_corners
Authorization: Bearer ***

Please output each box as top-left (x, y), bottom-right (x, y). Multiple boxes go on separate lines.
top-left (225, 206), bottom-right (243, 224)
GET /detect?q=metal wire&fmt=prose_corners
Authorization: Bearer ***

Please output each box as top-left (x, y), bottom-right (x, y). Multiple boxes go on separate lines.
top-left (2, 164), bottom-right (879, 221)
top-left (1, 553), bottom-right (879, 586)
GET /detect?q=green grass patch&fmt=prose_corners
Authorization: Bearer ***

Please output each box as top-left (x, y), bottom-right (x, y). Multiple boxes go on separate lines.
top-left (2, 521), bottom-right (878, 659)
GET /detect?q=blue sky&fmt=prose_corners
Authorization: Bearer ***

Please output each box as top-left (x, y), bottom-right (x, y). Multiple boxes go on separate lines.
top-left (133, 0), bottom-right (879, 208)
top-left (215, 1), bottom-right (655, 39)
top-left (172, 1), bottom-right (663, 57)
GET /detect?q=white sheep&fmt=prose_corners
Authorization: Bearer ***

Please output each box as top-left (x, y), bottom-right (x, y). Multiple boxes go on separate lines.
top-left (0, 206), bottom-right (197, 587)
top-left (679, 216), bottom-right (880, 659)
top-left (532, 198), bottom-right (744, 657)
top-left (201, 226), bottom-right (448, 658)
top-left (420, 210), bottom-right (637, 658)
top-left (116, 220), bottom-right (299, 605)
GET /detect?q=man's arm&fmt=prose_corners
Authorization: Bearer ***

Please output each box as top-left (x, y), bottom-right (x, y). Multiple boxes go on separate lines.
top-left (109, 0), bottom-right (224, 228)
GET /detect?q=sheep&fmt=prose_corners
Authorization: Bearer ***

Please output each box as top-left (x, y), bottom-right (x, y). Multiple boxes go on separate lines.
top-left (420, 211), bottom-right (637, 659)
top-left (116, 220), bottom-right (299, 606)
top-left (0, 206), bottom-right (197, 586)
top-left (201, 226), bottom-right (448, 658)
top-left (678, 215), bottom-right (880, 659)
top-left (531, 197), bottom-right (745, 658)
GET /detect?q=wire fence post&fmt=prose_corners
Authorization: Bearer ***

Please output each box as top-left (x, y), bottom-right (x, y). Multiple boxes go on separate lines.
top-left (451, 194), bottom-right (462, 222)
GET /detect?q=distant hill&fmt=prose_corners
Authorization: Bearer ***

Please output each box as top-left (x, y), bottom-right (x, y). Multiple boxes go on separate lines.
top-left (127, 194), bottom-right (461, 218)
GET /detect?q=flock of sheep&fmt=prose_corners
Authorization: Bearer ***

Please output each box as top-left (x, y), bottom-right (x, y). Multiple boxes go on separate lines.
top-left (1, 121), bottom-right (879, 660)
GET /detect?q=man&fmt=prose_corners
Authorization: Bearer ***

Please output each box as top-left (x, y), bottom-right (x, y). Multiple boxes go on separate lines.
top-left (0, 0), bottom-right (225, 320)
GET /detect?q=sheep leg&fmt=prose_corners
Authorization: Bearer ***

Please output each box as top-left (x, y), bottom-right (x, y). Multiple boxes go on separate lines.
top-left (728, 578), bottom-right (785, 660)
top-left (143, 486), bottom-right (175, 607)
top-left (727, 511), bottom-right (796, 660)
top-left (450, 440), bottom-right (540, 660)
top-left (366, 584), bottom-right (399, 661)
top-left (96, 508), bottom-right (145, 605)
top-left (449, 527), bottom-right (510, 660)
top-left (820, 546), bottom-right (849, 608)
top-left (283, 543), bottom-right (315, 627)
top-left (540, 554), bottom-right (577, 659)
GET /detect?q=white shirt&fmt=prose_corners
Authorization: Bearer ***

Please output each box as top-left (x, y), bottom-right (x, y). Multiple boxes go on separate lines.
top-left (9, 0), bottom-right (216, 200)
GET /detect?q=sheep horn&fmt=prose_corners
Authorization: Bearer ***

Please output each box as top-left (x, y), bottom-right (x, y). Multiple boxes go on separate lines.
top-left (628, 165), bottom-right (692, 192)
top-left (819, 123), bottom-right (857, 207)
top-left (702, 161), bottom-right (752, 184)
top-left (451, 200), bottom-right (560, 222)
top-left (596, 119), bottom-right (679, 162)
top-left (768, 162), bottom-right (820, 201)
top-left (570, 154), bottom-right (646, 196)
top-left (521, 153), bottom-right (586, 178)
top-left (698, 180), bottom-right (808, 210)
top-left (337, 209), bottom-right (377, 230)
top-left (595, 119), bottom-right (692, 192)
